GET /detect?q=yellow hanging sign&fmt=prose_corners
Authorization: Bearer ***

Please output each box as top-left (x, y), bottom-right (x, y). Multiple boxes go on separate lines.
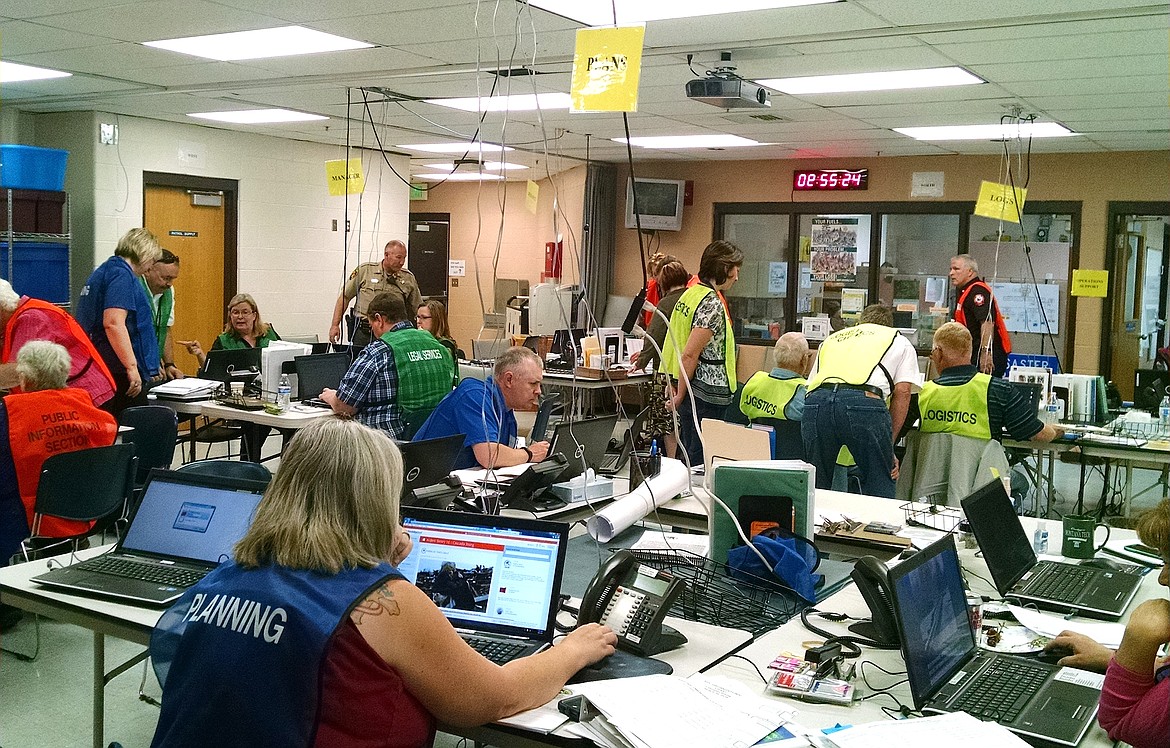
top-left (525, 180), bottom-right (540, 215)
top-left (1070, 269), bottom-right (1109, 297)
top-left (570, 26), bottom-right (645, 113)
top-left (325, 158), bottom-right (365, 196)
top-left (974, 180), bottom-right (1027, 223)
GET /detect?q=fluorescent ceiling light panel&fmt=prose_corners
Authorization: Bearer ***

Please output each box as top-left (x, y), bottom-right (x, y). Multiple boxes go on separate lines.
top-left (0, 61), bottom-right (72, 83)
top-left (614, 134), bottom-right (762, 149)
top-left (143, 25), bottom-right (372, 61)
top-left (413, 172), bottom-right (505, 182)
top-left (760, 66), bottom-right (983, 94)
top-left (529, 0), bottom-right (836, 26)
top-left (894, 122), bottom-right (1077, 140)
top-left (188, 109), bottom-right (327, 124)
top-left (422, 162), bottom-right (529, 171)
top-left (401, 142), bottom-right (514, 154)
top-left (424, 92), bottom-right (571, 112)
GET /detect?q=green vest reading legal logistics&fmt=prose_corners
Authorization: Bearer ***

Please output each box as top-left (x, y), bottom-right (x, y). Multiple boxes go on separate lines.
top-left (918, 374), bottom-right (992, 440)
top-left (380, 327), bottom-right (455, 413)
top-left (807, 323), bottom-right (899, 392)
top-left (661, 284), bottom-right (736, 387)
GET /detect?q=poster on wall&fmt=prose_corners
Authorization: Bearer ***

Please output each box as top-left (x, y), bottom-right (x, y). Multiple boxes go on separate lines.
top-left (810, 218), bottom-right (858, 282)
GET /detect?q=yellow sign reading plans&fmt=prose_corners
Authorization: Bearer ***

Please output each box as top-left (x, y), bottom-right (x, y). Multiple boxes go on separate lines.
top-left (325, 158), bottom-right (365, 196)
top-left (571, 26), bottom-right (646, 113)
top-left (974, 180), bottom-right (1027, 223)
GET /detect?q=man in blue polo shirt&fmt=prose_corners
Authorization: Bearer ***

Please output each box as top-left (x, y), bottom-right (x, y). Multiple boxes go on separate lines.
top-left (413, 346), bottom-right (550, 470)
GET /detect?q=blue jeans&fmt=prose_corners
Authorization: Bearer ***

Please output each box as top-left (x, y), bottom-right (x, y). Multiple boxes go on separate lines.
top-left (801, 389), bottom-right (895, 499)
top-left (676, 395), bottom-right (727, 467)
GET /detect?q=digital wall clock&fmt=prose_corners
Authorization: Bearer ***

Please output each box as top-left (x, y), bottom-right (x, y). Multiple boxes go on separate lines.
top-left (793, 169), bottom-right (869, 191)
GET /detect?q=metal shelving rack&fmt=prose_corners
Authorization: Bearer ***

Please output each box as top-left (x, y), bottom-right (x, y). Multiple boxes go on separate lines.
top-left (2, 188), bottom-right (72, 308)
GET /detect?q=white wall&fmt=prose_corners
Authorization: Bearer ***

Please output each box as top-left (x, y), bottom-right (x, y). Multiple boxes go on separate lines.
top-left (75, 113), bottom-right (410, 337)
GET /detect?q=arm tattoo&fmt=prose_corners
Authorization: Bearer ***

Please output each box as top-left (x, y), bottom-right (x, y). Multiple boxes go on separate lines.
top-left (351, 583), bottom-right (401, 624)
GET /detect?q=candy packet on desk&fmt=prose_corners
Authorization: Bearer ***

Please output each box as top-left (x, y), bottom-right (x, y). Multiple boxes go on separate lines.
top-left (767, 669), bottom-right (855, 706)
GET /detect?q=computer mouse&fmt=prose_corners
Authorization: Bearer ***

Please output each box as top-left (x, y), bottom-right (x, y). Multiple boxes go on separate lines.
top-left (1079, 557), bottom-right (1124, 572)
top-left (1036, 645), bottom-right (1074, 664)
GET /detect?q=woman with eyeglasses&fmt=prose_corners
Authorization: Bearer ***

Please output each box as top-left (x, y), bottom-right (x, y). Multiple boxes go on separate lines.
top-left (416, 300), bottom-right (462, 361)
top-left (179, 293), bottom-right (281, 367)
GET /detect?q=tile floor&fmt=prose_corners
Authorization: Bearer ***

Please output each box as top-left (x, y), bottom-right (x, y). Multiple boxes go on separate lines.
top-left (1, 438), bottom-right (1165, 747)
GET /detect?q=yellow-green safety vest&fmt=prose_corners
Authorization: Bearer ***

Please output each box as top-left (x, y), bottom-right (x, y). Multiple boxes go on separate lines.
top-left (807, 323), bottom-right (898, 393)
top-left (661, 284), bottom-right (736, 388)
top-left (918, 373), bottom-right (993, 440)
top-left (739, 371), bottom-right (855, 466)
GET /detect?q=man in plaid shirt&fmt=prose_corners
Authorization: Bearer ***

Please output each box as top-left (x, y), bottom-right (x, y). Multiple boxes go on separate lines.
top-left (321, 292), bottom-right (453, 437)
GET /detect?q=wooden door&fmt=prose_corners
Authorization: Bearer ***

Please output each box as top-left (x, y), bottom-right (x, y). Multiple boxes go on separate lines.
top-left (144, 186), bottom-right (227, 374)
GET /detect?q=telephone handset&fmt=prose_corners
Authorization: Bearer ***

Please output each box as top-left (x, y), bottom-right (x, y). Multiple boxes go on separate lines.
top-left (848, 556), bottom-right (900, 647)
top-left (578, 550), bottom-right (687, 657)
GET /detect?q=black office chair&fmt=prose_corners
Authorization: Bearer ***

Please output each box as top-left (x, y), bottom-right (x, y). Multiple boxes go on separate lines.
top-left (4, 444), bottom-right (138, 662)
top-left (119, 405), bottom-right (179, 487)
top-left (177, 459), bottom-right (272, 485)
top-left (530, 393), bottom-right (564, 443)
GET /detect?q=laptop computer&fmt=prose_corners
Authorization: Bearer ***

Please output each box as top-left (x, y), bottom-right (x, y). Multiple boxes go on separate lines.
top-left (960, 479), bottom-right (1142, 619)
top-left (550, 415), bottom-right (618, 481)
top-left (32, 470), bottom-right (267, 606)
top-left (890, 534), bottom-right (1102, 747)
top-left (200, 347), bottom-right (262, 385)
top-left (294, 352), bottom-right (351, 407)
top-left (398, 507), bottom-right (569, 664)
top-left (399, 434), bottom-right (465, 508)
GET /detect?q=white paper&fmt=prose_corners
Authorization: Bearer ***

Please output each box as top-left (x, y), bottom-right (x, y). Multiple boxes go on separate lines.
top-left (910, 171), bottom-right (945, 198)
top-left (924, 276), bottom-right (949, 305)
top-left (631, 530), bottom-right (709, 557)
top-left (575, 674), bottom-right (792, 748)
top-left (453, 463), bottom-right (532, 485)
top-left (448, 259), bottom-right (466, 277)
top-left (768, 262), bottom-right (789, 295)
top-left (825, 711), bottom-right (1030, 748)
top-left (1006, 605), bottom-right (1125, 649)
top-left (586, 458), bottom-right (691, 543)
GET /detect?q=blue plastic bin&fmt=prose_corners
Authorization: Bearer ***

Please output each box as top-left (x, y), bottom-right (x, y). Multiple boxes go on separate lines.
top-left (0, 145), bottom-right (69, 192)
top-left (0, 242), bottom-right (70, 304)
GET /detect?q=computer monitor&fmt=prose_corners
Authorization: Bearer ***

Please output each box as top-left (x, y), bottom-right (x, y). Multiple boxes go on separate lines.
top-left (1135, 368), bottom-right (1169, 413)
top-left (549, 415), bottom-right (618, 481)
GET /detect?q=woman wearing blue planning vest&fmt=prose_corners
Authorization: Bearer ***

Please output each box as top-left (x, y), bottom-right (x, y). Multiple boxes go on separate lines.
top-left (149, 417), bottom-right (616, 747)
top-left (661, 240), bottom-right (744, 465)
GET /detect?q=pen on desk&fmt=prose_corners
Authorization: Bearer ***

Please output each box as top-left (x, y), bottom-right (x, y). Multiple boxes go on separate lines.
top-left (650, 439), bottom-right (659, 457)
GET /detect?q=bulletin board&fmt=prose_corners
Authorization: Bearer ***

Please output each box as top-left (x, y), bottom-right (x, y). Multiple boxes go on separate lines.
top-left (988, 282), bottom-right (1061, 335)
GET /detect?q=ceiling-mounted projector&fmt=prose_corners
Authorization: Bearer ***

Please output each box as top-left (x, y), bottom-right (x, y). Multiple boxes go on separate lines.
top-left (686, 77), bottom-right (771, 109)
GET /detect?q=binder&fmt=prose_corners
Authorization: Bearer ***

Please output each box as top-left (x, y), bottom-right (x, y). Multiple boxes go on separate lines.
top-left (709, 461), bottom-right (816, 566)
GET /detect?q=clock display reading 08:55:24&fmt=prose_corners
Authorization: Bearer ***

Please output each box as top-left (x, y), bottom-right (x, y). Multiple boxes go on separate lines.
top-left (792, 169), bottom-right (869, 191)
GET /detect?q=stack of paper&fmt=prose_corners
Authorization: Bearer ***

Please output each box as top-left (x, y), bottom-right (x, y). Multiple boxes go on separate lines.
top-left (824, 711), bottom-right (1032, 748)
top-left (150, 377), bottom-right (221, 400)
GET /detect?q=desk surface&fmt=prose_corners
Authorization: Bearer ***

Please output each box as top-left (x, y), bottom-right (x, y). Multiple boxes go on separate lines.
top-left (199, 400), bottom-right (332, 428)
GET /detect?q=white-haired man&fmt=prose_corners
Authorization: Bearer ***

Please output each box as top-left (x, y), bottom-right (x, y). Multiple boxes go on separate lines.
top-left (949, 254), bottom-right (1011, 378)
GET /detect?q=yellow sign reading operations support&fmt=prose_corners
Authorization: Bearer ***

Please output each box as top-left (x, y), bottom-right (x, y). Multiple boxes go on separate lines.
top-left (325, 158), bottom-right (365, 196)
top-left (571, 26), bottom-right (645, 113)
top-left (1071, 269), bottom-right (1109, 297)
top-left (974, 180), bottom-right (1027, 223)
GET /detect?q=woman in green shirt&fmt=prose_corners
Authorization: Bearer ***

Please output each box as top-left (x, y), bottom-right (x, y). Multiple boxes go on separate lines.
top-left (181, 293), bottom-right (281, 366)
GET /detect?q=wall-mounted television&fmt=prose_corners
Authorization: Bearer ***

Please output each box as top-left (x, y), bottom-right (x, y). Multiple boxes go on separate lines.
top-left (624, 177), bottom-right (685, 231)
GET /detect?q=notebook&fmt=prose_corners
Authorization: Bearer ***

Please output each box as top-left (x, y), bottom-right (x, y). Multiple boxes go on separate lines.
top-left (890, 534), bottom-right (1103, 747)
top-left (32, 470), bottom-right (267, 606)
top-left (960, 479), bottom-right (1142, 619)
top-left (294, 352), bottom-right (351, 407)
top-left (549, 415), bottom-right (618, 481)
top-left (398, 434), bottom-right (465, 508)
top-left (398, 507), bottom-right (569, 664)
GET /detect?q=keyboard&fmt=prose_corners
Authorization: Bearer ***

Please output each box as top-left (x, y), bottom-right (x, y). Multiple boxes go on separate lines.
top-left (952, 657), bottom-right (1050, 722)
top-left (78, 555), bottom-right (206, 587)
top-left (1024, 563), bottom-right (1094, 602)
top-left (299, 397), bottom-right (331, 409)
top-left (464, 635), bottom-right (529, 664)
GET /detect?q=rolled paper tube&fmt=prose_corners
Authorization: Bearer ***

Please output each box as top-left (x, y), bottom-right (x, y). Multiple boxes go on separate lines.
top-left (586, 457), bottom-right (691, 543)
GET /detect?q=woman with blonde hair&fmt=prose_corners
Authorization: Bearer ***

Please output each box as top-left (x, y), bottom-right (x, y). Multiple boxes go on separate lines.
top-left (180, 293), bottom-right (281, 366)
top-left (150, 417), bottom-right (615, 746)
top-left (75, 227), bottom-right (164, 414)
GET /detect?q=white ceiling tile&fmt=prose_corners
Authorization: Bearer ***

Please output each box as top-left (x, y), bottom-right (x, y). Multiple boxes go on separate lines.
top-left (27, 1), bottom-right (290, 43)
top-left (0, 20), bottom-right (114, 55)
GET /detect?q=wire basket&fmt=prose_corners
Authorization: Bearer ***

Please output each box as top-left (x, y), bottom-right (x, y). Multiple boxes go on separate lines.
top-left (900, 500), bottom-right (964, 533)
top-left (625, 548), bottom-right (804, 637)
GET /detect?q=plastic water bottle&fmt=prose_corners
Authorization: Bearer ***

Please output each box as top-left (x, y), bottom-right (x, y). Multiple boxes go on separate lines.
top-left (1032, 520), bottom-right (1049, 554)
top-left (1161, 394), bottom-right (1170, 426)
top-left (1045, 392), bottom-right (1060, 424)
top-left (277, 373), bottom-right (291, 411)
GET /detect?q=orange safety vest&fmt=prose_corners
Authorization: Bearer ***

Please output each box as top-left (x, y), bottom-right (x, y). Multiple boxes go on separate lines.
top-left (2, 298), bottom-right (117, 402)
top-left (955, 280), bottom-right (1012, 355)
top-left (5, 388), bottom-right (118, 537)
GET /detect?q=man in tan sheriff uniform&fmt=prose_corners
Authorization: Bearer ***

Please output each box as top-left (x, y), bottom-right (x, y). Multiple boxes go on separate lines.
top-left (329, 239), bottom-right (422, 349)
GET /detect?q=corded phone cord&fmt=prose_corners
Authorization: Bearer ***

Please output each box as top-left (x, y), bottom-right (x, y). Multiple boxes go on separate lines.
top-left (799, 607), bottom-right (900, 656)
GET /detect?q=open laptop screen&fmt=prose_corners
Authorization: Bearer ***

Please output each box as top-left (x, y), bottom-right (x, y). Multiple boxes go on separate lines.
top-left (121, 473), bottom-right (265, 564)
top-left (398, 509), bottom-right (568, 641)
top-left (889, 535), bottom-right (976, 708)
top-left (959, 479), bottom-right (1036, 594)
top-left (550, 415), bottom-right (618, 481)
top-left (294, 352), bottom-right (350, 399)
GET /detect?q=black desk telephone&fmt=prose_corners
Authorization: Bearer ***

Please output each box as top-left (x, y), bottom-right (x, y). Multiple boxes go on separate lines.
top-left (577, 550), bottom-right (687, 657)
